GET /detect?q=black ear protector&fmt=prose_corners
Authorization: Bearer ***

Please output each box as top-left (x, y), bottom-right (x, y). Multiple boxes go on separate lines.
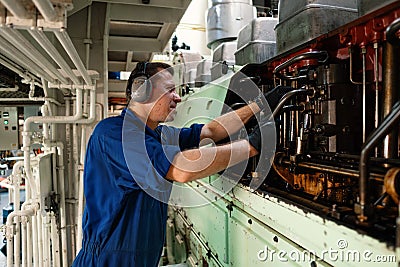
top-left (128, 62), bottom-right (152, 103)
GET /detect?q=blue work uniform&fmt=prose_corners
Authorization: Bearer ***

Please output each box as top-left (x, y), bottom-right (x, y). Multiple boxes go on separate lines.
top-left (72, 108), bottom-right (203, 267)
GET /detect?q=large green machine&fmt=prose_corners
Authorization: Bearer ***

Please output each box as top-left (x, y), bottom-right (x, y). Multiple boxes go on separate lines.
top-left (165, 1), bottom-right (400, 266)
top-left (165, 70), bottom-right (397, 267)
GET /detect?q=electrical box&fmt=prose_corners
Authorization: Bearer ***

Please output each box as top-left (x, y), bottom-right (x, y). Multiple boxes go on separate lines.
top-left (0, 107), bottom-right (18, 150)
top-left (32, 153), bottom-right (54, 214)
top-left (24, 106), bottom-right (43, 135)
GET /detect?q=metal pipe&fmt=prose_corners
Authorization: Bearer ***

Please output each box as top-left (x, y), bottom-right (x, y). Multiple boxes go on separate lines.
top-left (23, 88), bottom-right (83, 201)
top-left (272, 88), bottom-right (313, 117)
top-left (85, 5), bottom-right (92, 68)
top-left (6, 207), bottom-right (36, 267)
top-left (72, 121), bottom-right (79, 256)
top-left (362, 47), bottom-right (367, 143)
top-left (29, 28), bottom-right (80, 85)
top-left (37, 214), bottom-right (43, 266)
top-left (280, 159), bottom-right (384, 181)
top-left (55, 29), bottom-right (93, 86)
top-left (0, 0), bottom-right (30, 18)
top-left (359, 101), bottom-right (400, 221)
top-left (374, 43), bottom-right (380, 156)
top-left (42, 214), bottom-right (51, 267)
top-left (52, 143), bottom-right (68, 267)
top-left (31, 0), bottom-right (58, 22)
top-left (0, 35), bottom-right (55, 83)
top-left (0, 55), bottom-right (34, 82)
top-left (25, 202), bottom-right (32, 267)
top-left (10, 161), bottom-right (23, 267)
top-left (349, 47), bottom-right (363, 85)
top-left (374, 42), bottom-right (379, 130)
top-left (50, 212), bottom-right (61, 267)
top-left (32, 212), bottom-right (38, 267)
top-left (382, 42), bottom-right (399, 158)
top-left (273, 51), bottom-right (329, 81)
top-left (28, 80), bottom-right (63, 106)
top-left (13, 176), bottom-right (21, 267)
top-left (0, 26), bottom-right (69, 84)
top-left (76, 90), bottom-right (89, 253)
top-left (21, 214), bottom-right (27, 267)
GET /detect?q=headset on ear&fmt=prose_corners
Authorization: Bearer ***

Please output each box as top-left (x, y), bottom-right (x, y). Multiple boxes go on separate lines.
top-left (128, 62), bottom-right (153, 103)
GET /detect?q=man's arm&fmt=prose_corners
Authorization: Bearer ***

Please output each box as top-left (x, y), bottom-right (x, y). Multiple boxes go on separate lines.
top-left (166, 139), bottom-right (259, 183)
top-left (200, 102), bottom-right (260, 142)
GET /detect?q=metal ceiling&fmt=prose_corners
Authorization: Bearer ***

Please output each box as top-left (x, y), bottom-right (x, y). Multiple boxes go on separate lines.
top-left (0, 0), bottom-right (192, 112)
top-left (76, 0), bottom-right (192, 72)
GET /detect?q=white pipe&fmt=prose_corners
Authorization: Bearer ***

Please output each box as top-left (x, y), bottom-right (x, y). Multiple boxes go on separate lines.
top-left (53, 143), bottom-right (68, 267)
top-left (0, 56), bottom-right (34, 82)
top-left (76, 88), bottom-right (89, 251)
top-left (0, 35), bottom-right (55, 82)
top-left (72, 122), bottom-right (79, 256)
top-left (21, 215), bottom-right (27, 267)
top-left (85, 6), bottom-right (92, 69)
top-left (13, 171), bottom-right (21, 267)
top-left (50, 212), bottom-right (61, 267)
top-left (29, 80), bottom-right (63, 106)
top-left (42, 214), bottom-right (51, 267)
top-left (41, 105), bottom-right (49, 140)
top-left (6, 208), bottom-right (36, 267)
top-left (23, 88), bottom-right (83, 201)
top-left (0, 98), bottom-right (41, 102)
top-left (32, 212), bottom-right (38, 267)
top-left (0, 0), bottom-right (30, 18)
top-left (55, 29), bottom-right (93, 86)
top-left (28, 96), bottom-right (62, 106)
top-left (37, 214), bottom-right (43, 266)
top-left (21, 134), bottom-right (38, 199)
top-left (76, 88), bottom-right (96, 252)
top-left (24, 198), bottom-right (32, 267)
top-left (29, 28), bottom-right (81, 85)
top-left (0, 27), bottom-right (69, 84)
top-left (21, 86), bottom-right (96, 265)
top-left (76, 87), bottom-right (96, 124)
top-left (32, 0), bottom-right (58, 22)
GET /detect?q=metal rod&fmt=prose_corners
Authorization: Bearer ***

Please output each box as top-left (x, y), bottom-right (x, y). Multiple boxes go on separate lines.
top-left (55, 29), bottom-right (92, 86)
top-left (374, 42), bottom-right (379, 157)
top-left (362, 47), bottom-right (367, 143)
top-left (0, 0), bottom-right (30, 18)
top-left (29, 28), bottom-right (80, 84)
top-left (31, 0), bottom-right (57, 22)
top-left (374, 42), bottom-right (379, 130)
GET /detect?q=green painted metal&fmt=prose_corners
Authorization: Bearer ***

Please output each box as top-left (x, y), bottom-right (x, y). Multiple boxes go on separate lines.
top-left (166, 72), bottom-right (235, 128)
top-left (166, 70), bottom-right (397, 267)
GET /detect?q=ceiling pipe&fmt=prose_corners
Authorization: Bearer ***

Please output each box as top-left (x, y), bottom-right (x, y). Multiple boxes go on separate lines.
top-left (55, 29), bottom-right (93, 86)
top-left (0, 27), bottom-right (69, 84)
top-left (0, 35), bottom-right (55, 82)
top-left (29, 28), bottom-right (81, 84)
top-left (0, 0), bottom-right (30, 19)
top-left (0, 55), bottom-right (34, 82)
top-left (32, 0), bottom-right (58, 22)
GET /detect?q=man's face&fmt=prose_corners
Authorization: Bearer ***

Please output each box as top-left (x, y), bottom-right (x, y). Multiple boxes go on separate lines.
top-left (147, 69), bottom-right (181, 123)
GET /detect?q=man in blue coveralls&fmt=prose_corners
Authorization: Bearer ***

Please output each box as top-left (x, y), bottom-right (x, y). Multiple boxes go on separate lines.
top-left (72, 62), bottom-right (267, 266)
